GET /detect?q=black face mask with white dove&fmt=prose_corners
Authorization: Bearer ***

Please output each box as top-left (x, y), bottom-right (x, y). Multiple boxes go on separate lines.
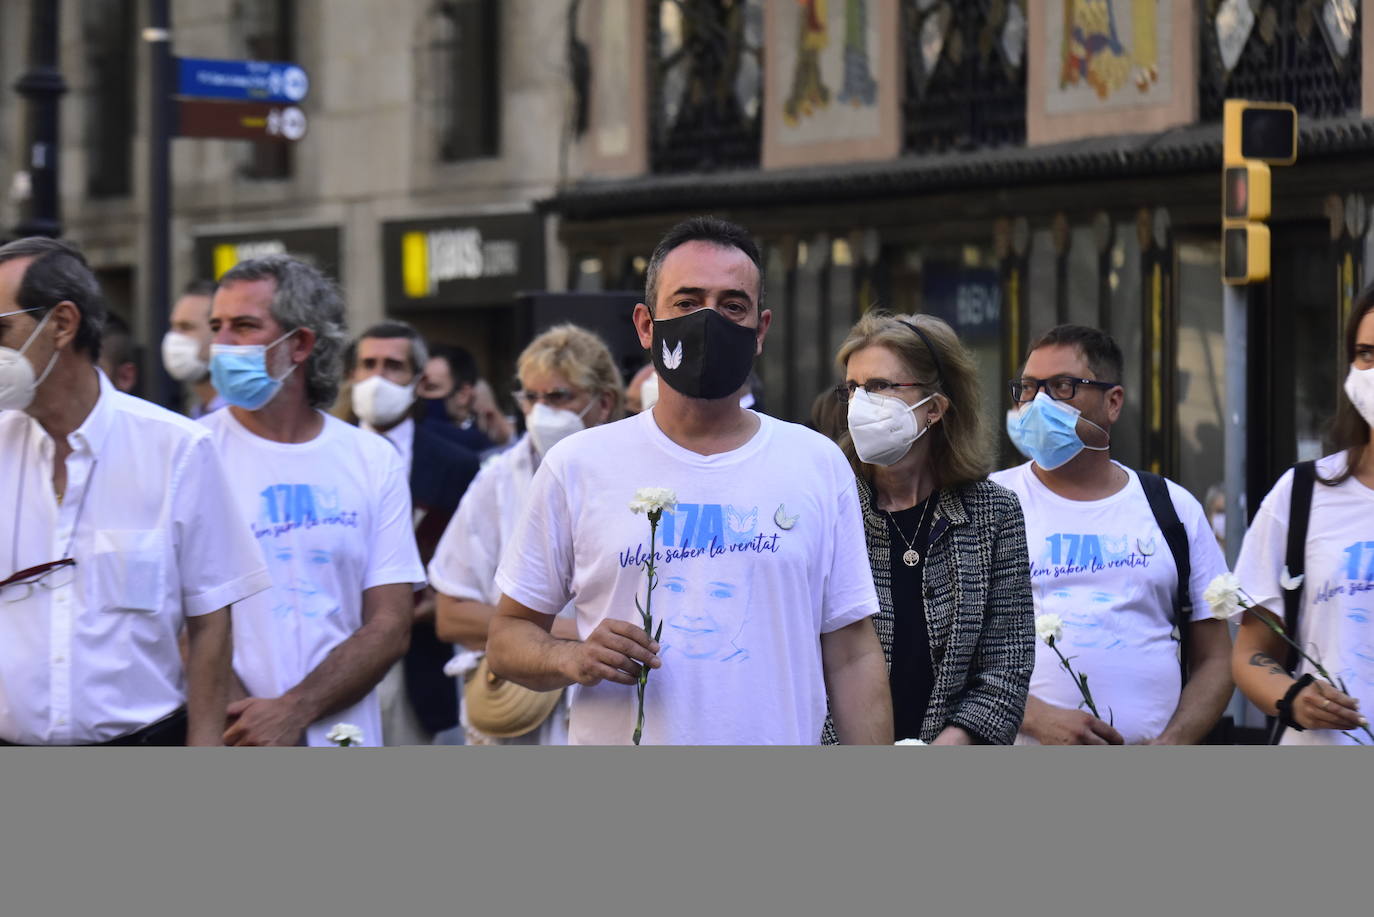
top-left (650, 308), bottom-right (759, 401)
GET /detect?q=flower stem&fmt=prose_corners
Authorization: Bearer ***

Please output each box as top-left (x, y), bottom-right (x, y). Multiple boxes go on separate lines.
top-left (633, 516), bottom-right (659, 745)
top-left (1242, 603), bottom-right (1374, 743)
top-left (1049, 640), bottom-right (1102, 720)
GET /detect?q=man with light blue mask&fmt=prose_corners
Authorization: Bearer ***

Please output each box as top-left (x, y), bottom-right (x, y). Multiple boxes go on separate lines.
top-left (200, 255), bottom-right (426, 746)
top-left (992, 324), bottom-right (1232, 745)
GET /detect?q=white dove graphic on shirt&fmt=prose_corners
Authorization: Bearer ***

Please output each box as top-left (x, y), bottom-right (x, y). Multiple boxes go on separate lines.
top-left (662, 340), bottom-right (684, 370)
top-left (774, 504), bottom-right (799, 530)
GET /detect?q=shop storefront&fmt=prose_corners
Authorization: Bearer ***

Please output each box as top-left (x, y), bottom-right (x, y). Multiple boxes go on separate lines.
top-left (380, 211), bottom-right (545, 394)
top-left (193, 226), bottom-right (342, 282)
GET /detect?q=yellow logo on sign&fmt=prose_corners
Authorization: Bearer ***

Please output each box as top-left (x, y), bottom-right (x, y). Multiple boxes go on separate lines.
top-left (401, 232), bottom-right (430, 298)
top-left (213, 244), bottom-right (239, 280)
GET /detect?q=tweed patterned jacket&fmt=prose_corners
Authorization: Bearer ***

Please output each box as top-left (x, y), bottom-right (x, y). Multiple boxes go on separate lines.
top-left (823, 475), bottom-right (1035, 745)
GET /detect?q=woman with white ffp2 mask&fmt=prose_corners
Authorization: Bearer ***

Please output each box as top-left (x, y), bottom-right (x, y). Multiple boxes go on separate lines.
top-left (1229, 288), bottom-right (1374, 745)
top-left (428, 323), bottom-right (625, 746)
top-left (825, 312), bottom-right (1034, 746)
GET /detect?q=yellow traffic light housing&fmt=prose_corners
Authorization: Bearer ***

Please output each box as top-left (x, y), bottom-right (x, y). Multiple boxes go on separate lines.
top-left (1223, 162), bottom-right (1271, 221)
top-left (1223, 224), bottom-right (1271, 285)
top-left (1224, 99), bottom-right (1298, 166)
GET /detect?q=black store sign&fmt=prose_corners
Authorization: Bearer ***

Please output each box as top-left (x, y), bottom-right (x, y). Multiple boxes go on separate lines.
top-left (194, 226), bottom-right (342, 282)
top-left (383, 213), bottom-right (545, 309)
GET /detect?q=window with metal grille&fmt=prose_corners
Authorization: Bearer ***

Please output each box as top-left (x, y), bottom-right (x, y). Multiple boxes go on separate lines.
top-left (236, 0), bottom-right (295, 180)
top-left (424, 0), bottom-right (500, 162)
top-left (83, 0), bottom-right (137, 198)
top-left (902, 0), bottom-right (1027, 154)
top-left (1200, 0), bottom-right (1360, 121)
top-left (648, 0), bottom-right (763, 174)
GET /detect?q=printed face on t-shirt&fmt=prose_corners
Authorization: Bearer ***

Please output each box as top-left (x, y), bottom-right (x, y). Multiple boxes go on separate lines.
top-left (659, 568), bottom-right (754, 662)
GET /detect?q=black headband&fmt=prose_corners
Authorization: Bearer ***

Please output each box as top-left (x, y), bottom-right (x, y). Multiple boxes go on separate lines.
top-left (897, 319), bottom-right (946, 392)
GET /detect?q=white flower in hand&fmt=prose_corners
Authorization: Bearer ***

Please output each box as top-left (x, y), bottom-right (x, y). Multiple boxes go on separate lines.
top-left (629, 487), bottom-right (677, 517)
top-left (1204, 572), bottom-right (1243, 621)
top-left (1279, 566), bottom-right (1305, 592)
top-left (895, 738), bottom-right (927, 745)
top-left (1034, 613), bottom-right (1064, 645)
top-left (326, 722), bottom-right (364, 747)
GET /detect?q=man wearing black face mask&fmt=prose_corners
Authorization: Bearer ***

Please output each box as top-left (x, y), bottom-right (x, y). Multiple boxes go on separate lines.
top-left (486, 216), bottom-right (892, 745)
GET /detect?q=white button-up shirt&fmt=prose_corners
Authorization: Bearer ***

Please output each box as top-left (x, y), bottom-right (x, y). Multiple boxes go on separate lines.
top-left (0, 371), bottom-right (273, 744)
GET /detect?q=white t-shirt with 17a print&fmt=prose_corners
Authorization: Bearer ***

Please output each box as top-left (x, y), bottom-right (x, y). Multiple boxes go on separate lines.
top-left (199, 409), bottom-right (426, 747)
top-left (1233, 452), bottom-right (1374, 745)
top-left (494, 408), bottom-right (879, 745)
top-left (990, 461), bottom-right (1227, 744)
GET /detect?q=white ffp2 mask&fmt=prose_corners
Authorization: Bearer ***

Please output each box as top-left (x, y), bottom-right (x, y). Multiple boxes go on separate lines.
top-left (846, 388), bottom-right (935, 467)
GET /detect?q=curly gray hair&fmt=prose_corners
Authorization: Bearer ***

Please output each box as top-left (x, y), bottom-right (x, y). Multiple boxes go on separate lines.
top-left (218, 255), bottom-right (349, 409)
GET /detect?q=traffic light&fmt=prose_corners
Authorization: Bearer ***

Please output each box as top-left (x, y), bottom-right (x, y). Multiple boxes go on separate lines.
top-left (1224, 100), bottom-right (1298, 165)
top-left (1222, 100), bottom-right (1297, 285)
top-left (1223, 162), bottom-right (1270, 221)
top-left (1223, 224), bottom-right (1270, 285)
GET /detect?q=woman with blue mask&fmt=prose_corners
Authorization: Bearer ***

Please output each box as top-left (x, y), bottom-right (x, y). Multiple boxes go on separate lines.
top-left (822, 312), bottom-right (1034, 745)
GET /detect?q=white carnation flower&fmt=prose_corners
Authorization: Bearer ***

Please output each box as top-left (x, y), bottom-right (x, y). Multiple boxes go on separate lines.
top-left (1034, 613), bottom-right (1064, 645)
top-left (1203, 572), bottom-right (1243, 621)
top-left (629, 487), bottom-right (677, 516)
top-left (326, 723), bottom-right (364, 747)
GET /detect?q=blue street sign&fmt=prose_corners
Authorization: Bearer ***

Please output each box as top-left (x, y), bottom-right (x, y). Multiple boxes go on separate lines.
top-left (177, 57), bottom-right (310, 104)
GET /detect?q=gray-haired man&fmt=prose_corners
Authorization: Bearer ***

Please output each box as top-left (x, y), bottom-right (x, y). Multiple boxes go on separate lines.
top-left (202, 256), bottom-right (425, 746)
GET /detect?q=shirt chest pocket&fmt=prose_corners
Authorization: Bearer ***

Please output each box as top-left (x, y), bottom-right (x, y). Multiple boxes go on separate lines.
top-left (93, 529), bottom-right (166, 614)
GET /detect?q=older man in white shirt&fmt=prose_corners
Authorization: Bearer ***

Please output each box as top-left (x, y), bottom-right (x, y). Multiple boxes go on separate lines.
top-left (0, 237), bottom-right (272, 746)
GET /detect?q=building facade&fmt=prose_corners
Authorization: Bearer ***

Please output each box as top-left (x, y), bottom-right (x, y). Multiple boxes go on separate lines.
top-left (1, 0), bottom-right (571, 392)
top-left (3, 0), bottom-right (1371, 520)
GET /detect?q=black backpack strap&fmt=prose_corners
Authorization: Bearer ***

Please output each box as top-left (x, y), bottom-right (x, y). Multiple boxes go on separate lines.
top-left (1138, 471), bottom-right (1193, 682)
top-left (1281, 461), bottom-right (1317, 672)
top-left (1269, 460), bottom-right (1317, 744)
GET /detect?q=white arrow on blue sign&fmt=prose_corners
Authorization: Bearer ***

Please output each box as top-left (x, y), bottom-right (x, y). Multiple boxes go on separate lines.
top-left (177, 57), bottom-right (310, 104)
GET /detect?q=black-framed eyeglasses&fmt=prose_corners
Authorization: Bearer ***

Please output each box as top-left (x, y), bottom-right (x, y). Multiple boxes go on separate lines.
top-left (513, 385), bottom-right (581, 410)
top-left (1009, 376), bottom-right (1120, 404)
top-left (0, 558), bottom-right (77, 603)
top-left (834, 379), bottom-right (932, 403)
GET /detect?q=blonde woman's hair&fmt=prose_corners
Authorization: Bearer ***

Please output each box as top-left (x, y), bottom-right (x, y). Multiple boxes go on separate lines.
top-left (835, 311), bottom-right (991, 489)
top-left (517, 323), bottom-right (626, 422)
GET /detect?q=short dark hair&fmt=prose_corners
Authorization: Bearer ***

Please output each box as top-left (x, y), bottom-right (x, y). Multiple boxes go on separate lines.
top-left (181, 278), bottom-right (218, 298)
top-left (0, 236), bottom-right (106, 361)
top-left (1026, 324), bottom-right (1124, 384)
top-left (349, 320), bottom-right (430, 376)
top-left (430, 344), bottom-right (479, 390)
top-left (100, 311), bottom-right (134, 367)
top-left (217, 255), bottom-right (349, 409)
top-left (644, 216), bottom-right (764, 314)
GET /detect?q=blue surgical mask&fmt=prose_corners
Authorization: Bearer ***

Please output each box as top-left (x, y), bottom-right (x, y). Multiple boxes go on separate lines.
top-left (1005, 391), bottom-right (1110, 470)
top-left (209, 328), bottom-right (299, 411)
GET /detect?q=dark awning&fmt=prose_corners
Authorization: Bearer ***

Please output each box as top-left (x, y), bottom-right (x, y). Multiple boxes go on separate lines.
top-left (542, 115), bottom-right (1374, 220)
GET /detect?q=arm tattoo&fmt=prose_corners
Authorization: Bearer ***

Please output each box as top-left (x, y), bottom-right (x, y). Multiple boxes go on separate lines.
top-left (1249, 652), bottom-right (1286, 677)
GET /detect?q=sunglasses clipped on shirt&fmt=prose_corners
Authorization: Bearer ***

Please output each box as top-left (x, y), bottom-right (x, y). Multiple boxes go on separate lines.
top-left (0, 558), bottom-right (76, 603)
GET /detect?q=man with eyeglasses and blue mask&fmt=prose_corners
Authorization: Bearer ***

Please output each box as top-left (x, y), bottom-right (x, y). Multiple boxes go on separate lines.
top-left (991, 324), bottom-right (1233, 745)
top-left (0, 237), bottom-right (271, 746)
top-left (200, 255), bottom-right (425, 746)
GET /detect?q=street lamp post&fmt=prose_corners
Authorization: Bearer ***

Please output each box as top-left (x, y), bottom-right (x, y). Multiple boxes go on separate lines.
top-left (12, 0), bottom-right (66, 239)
